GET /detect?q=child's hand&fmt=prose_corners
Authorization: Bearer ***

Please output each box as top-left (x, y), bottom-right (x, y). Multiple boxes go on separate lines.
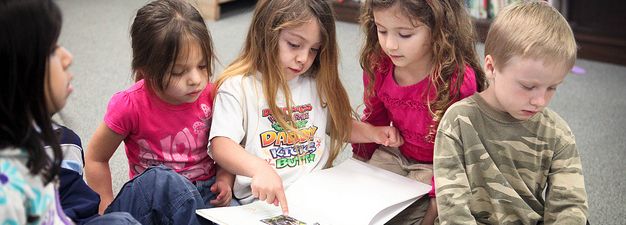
top-left (210, 179), bottom-right (233, 207)
top-left (372, 125), bottom-right (404, 147)
top-left (251, 166), bottom-right (289, 215)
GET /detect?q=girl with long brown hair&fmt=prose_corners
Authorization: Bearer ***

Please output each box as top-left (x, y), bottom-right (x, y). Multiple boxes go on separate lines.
top-left (351, 0), bottom-right (486, 224)
top-left (209, 0), bottom-right (352, 215)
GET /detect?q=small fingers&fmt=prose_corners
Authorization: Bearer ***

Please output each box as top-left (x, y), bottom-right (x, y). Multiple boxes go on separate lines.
top-left (265, 192), bottom-right (276, 204)
top-left (276, 190), bottom-right (289, 215)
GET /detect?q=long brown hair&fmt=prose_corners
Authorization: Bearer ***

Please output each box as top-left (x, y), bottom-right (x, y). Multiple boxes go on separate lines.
top-left (360, 0), bottom-right (485, 125)
top-left (215, 0), bottom-right (352, 167)
top-left (130, 0), bottom-right (215, 92)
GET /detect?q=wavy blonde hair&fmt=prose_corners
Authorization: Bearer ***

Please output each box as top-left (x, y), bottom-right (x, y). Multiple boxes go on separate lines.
top-left (360, 0), bottom-right (486, 129)
top-left (486, 1), bottom-right (576, 70)
top-left (214, 0), bottom-right (352, 167)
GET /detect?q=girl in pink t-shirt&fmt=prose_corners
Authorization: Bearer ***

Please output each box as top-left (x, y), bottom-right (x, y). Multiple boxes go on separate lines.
top-left (84, 0), bottom-right (233, 214)
top-left (349, 0), bottom-right (487, 224)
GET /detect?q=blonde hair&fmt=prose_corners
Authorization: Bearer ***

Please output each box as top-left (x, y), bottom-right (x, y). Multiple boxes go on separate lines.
top-left (359, 0), bottom-right (485, 134)
top-left (214, 0), bottom-right (352, 167)
top-left (485, 1), bottom-right (577, 70)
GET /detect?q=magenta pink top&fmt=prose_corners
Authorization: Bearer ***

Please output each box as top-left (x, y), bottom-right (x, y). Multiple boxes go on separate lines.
top-left (105, 80), bottom-right (216, 182)
top-left (352, 58), bottom-right (478, 163)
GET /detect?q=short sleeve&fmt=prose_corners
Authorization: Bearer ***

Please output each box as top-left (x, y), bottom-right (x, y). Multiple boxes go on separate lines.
top-left (103, 91), bottom-right (136, 137)
top-left (208, 78), bottom-right (247, 155)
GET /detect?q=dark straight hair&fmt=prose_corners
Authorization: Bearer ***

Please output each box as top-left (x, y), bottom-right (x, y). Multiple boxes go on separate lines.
top-left (0, 0), bottom-right (64, 184)
top-left (130, 0), bottom-right (215, 93)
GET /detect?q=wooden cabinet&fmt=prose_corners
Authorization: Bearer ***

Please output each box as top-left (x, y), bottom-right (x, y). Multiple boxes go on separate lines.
top-left (191, 0), bottom-right (238, 21)
top-left (566, 0), bottom-right (626, 65)
top-left (331, 0), bottom-right (361, 23)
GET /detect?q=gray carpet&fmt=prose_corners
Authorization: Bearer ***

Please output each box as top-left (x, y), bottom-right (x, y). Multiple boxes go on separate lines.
top-left (55, 0), bottom-right (625, 224)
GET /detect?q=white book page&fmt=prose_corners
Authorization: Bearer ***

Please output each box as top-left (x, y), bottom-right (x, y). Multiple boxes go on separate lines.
top-left (196, 201), bottom-right (297, 225)
top-left (285, 159), bottom-right (430, 225)
top-left (197, 158), bottom-right (431, 225)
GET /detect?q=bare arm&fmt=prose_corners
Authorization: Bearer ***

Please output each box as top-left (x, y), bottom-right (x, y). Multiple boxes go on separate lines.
top-left (215, 166), bottom-right (235, 189)
top-left (210, 136), bottom-right (289, 215)
top-left (350, 120), bottom-right (403, 147)
top-left (350, 120), bottom-right (376, 143)
top-left (84, 122), bottom-right (124, 215)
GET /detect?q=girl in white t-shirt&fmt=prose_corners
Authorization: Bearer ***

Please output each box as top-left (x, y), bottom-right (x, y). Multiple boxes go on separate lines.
top-left (209, 0), bottom-right (353, 215)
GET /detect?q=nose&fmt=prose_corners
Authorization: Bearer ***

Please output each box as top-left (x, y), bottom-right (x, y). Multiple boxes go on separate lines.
top-left (187, 68), bottom-right (203, 86)
top-left (60, 47), bottom-right (73, 69)
top-left (530, 90), bottom-right (548, 108)
top-left (384, 36), bottom-right (398, 51)
top-left (296, 49), bottom-right (309, 64)
top-left (59, 47), bottom-right (74, 81)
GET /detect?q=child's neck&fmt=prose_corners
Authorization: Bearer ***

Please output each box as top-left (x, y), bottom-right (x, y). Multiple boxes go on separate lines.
top-left (393, 62), bottom-right (432, 86)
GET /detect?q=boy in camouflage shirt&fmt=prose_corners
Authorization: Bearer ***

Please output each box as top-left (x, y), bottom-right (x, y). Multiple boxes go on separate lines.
top-left (433, 1), bottom-right (588, 224)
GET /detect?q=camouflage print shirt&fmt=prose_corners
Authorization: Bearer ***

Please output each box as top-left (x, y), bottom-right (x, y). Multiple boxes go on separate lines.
top-left (434, 94), bottom-right (588, 225)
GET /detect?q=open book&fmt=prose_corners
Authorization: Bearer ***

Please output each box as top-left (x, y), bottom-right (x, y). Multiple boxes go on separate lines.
top-left (196, 158), bottom-right (431, 225)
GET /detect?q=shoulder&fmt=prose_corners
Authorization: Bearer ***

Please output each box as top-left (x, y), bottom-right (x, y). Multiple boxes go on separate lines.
top-left (438, 96), bottom-right (480, 133)
top-left (217, 74), bottom-right (252, 92)
top-left (442, 95), bottom-right (480, 121)
top-left (0, 148), bottom-right (44, 200)
top-left (538, 108), bottom-right (575, 142)
top-left (108, 80), bottom-right (146, 108)
top-left (461, 64), bottom-right (477, 81)
top-left (458, 64), bottom-right (478, 96)
top-left (56, 125), bottom-right (82, 147)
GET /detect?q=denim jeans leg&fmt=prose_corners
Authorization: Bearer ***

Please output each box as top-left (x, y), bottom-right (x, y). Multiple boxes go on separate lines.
top-left (195, 177), bottom-right (217, 207)
top-left (105, 165), bottom-right (211, 225)
top-left (83, 212), bottom-right (140, 225)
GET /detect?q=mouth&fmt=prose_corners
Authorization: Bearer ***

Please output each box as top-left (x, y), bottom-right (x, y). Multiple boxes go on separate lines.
top-left (521, 110), bottom-right (538, 116)
top-left (289, 67), bottom-right (302, 74)
top-left (187, 90), bottom-right (201, 96)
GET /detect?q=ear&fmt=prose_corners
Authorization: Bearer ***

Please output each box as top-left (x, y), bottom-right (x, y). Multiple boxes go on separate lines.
top-left (484, 55), bottom-right (496, 80)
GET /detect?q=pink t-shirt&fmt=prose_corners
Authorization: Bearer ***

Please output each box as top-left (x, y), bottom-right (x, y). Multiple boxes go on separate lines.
top-left (104, 80), bottom-right (216, 182)
top-left (352, 58), bottom-right (478, 163)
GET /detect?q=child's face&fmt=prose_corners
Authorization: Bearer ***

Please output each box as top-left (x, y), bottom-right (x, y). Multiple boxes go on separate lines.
top-left (373, 4), bottom-right (432, 72)
top-left (278, 19), bottom-right (321, 81)
top-left (158, 40), bottom-right (208, 105)
top-left (481, 56), bottom-right (570, 120)
top-left (45, 45), bottom-right (74, 114)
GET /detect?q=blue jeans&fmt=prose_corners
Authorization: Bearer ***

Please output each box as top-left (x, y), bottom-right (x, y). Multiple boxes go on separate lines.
top-left (104, 165), bottom-right (212, 225)
top-left (84, 212), bottom-right (140, 225)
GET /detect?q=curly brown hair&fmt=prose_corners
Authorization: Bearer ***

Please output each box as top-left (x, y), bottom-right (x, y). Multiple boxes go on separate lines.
top-left (359, 0), bottom-right (486, 127)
